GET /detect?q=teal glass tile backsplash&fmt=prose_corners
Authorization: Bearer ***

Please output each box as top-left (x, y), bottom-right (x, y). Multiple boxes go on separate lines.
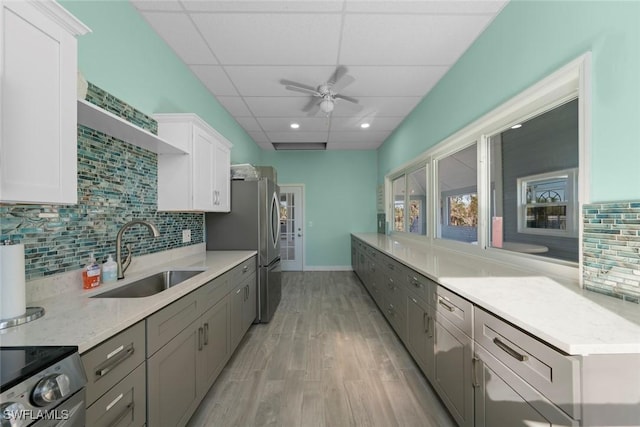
top-left (583, 201), bottom-right (640, 303)
top-left (0, 84), bottom-right (203, 281)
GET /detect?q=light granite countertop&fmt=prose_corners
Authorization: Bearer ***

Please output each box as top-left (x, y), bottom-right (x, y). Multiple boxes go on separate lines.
top-left (353, 232), bottom-right (640, 356)
top-left (0, 249), bottom-right (256, 353)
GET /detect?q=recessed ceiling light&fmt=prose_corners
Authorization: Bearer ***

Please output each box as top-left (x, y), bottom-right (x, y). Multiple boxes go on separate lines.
top-left (511, 123), bottom-right (522, 129)
top-left (290, 123), bottom-right (300, 129)
top-left (360, 123), bottom-right (370, 129)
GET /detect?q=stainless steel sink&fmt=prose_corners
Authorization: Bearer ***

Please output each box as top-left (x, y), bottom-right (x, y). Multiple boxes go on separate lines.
top-left (92, 269), bottom-right (206, 298)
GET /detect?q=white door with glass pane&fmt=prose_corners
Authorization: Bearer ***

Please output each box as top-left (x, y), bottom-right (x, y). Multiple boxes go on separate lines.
top-left (279, 185), bottom-right (304, 271)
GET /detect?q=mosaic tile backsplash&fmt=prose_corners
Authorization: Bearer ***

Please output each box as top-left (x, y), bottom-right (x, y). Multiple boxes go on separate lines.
top-left (583, 201), bottom-right (640, 303)
top-left (0, 83), bottom-right (203, 281)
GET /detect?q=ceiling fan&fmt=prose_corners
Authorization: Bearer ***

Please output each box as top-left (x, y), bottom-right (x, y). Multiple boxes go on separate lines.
top-left (280, 66), bottom-right (360, 116)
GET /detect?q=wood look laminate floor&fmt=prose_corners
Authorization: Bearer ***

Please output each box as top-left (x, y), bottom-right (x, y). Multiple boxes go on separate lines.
top-left (187, 271), bottom-right (456, 427)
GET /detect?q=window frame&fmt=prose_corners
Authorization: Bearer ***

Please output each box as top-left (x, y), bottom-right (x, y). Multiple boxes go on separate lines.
top-left (384, 53), bottom-right (591, 282)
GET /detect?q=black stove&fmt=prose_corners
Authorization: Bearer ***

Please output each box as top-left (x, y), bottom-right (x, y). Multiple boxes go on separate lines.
top-left (0, 346), bottom-right (86, 426)
top-left (1, 346), bottom-right (78, 393)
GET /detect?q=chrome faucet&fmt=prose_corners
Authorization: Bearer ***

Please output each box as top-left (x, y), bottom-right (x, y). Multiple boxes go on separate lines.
top-left (116, 220), bottom-right (160, 279)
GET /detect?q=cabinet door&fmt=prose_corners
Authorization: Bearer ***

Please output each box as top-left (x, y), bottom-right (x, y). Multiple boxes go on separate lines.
top-left (1, 1), bottom-right (80, 204)
top-left (229, 283), bottom-right (245, 351)
top-left (198, 296), bottom-right (230, 398)
top-left (433, 315), bottom-right (474, 427)
top-left (147, 324), bottom-right (200, 427)
top-left (243, 276), bottom-right (257, 331)
top-left (192, 125), bottom-right (216, 211)
top-left (474, 346), bottom-right (578, 427)
top-left (212, 139), bottom-right (231, 212)
top-left (406, 295), bottom-right (435, 381)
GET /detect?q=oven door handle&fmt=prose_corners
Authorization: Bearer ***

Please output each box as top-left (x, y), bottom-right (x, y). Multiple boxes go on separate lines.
top-left (95, 344), bottom-right (135, 378)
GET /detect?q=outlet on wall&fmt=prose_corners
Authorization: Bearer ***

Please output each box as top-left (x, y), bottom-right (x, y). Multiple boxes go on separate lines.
top-left (182, 229), bottom-right (191, 243)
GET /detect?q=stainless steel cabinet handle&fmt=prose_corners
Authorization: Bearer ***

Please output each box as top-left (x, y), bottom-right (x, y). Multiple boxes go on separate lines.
top-left (410, 297), bottom-right (418, 304)
top-left (472, 357), bottom-right (480, 388)
top-left (242, 265), bottom-right (248, 273)
top-left (198, 327), bottom-right (204, 351)
top-left (427, 316), bottom-right (434, 338)
top-left (95, 344), bottom-right (135, 378)
top-left (438, 298), bottom-right (455, 312)
top-left (109, 402), bottom-right (134, 427)
top-left (204, 323), bottom-right (209, 345)
top-left (423, 312), bottom-right (429, 334)
top-left (236, 288), bottom-right (242, 294)
top-left (493, 337), bottom-right (528, 362)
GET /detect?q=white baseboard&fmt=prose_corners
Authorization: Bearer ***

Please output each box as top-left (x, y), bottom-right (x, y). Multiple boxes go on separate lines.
top-left (302, 265), bottom-right (353, 272)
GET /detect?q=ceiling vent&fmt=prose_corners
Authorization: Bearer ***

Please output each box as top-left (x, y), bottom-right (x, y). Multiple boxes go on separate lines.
top-left (272, 142), bottom-right (327, 151)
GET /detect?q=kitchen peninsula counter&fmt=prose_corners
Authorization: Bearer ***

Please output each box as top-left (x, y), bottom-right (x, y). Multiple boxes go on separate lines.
top-left (353, 233), bottom-right (640, 355)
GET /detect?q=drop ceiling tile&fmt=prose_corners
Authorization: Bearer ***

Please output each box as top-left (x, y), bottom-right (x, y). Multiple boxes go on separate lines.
top-left (340, 14), bottom-right (494, 65)
top-left (328, 131), bottom-right (390, 144)
top-left (331, 97), bottom-right (422, 117)
top-left (131, 0), bottom-right (183, 12)
top-left (257, 117), bottom-right (330, 132)
top-left (191, 13), bottom-right (342, 65)
top-left (257, 141), bottom-right (275, 150)
top-left (345, 66), bottom-right (448, 96)
top-left (248, 130), bottom-right (269, 142)
top-left (190, 65), bottom-right (238, 96)
top-left (344, 0), bottom-right (508, 14)
top-left (181, 0), bottom-right (344, 13)
top-left (245, 97), bottom-right (318, 117)
top-left (225, 66), bottom-right (337, 97)
top-left (216, 96), bottom-right (252, 116)
top-left (330, 116), bottom-right (403, 132)
top-left (141, 12), bottom-right (218, 64)
top-left (266, 131), bottom-right (329, 143)
top-left (235, 117), bottom-right (262, 131)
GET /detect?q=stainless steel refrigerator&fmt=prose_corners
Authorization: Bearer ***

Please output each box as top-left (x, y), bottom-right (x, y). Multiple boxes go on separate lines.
top-left (205, 175), bottom-right (281, 323)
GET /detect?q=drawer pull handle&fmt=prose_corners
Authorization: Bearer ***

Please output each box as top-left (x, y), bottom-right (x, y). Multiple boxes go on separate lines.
top-left (427, 316), bottom-right (434, 338)
top-left (410, 297), bottom-right (418, 304)
top-left (493, 337), bottom-right (528, 362)
top-left (204, 323), bottom-right (209, 346)
top-left (412, 281), bottom-right (421, 289)
top-left (423, 312), bottom-right (429, 334)
top-left (198, 327), bottom-right (204, 351)
top-left (95, 344), bottom-right (134, 378)
top-left (109, 402), bottom-right (135, 427)
top-left (105, 393), bottom-right (123, 412)
top-left (242, 265), bottom-right (248, 272)
top-left (438, 298), bottom-right (455, 312)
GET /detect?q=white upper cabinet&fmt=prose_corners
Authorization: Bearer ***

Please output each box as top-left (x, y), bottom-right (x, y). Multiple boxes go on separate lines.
top-left (0, 0), bottom-right (90, 204)
top-left (154, 114), bottom-right (232, 212)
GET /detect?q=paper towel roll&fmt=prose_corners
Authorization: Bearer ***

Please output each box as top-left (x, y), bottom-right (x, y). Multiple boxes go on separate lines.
top-left (0, 243), bottom-right (26, 319)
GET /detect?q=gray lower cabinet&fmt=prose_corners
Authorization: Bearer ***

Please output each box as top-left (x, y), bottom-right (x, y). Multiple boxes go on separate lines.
top-left (406, 294), bottom-right (435, 381)
top-left (474, 344), bottom-right (578, 427)
top-left (433, 314), bottom-right (474, 427)
top-left (197, 297), bottom-right (230, 398)
top-left (82, 321), bottom-right (146, 427)
top-left (230, 272), bottom-right (256, 350)
top-left (147, 319), bottom-right (200, 427)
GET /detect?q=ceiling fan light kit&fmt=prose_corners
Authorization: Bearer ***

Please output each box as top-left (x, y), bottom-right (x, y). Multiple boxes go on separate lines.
top-left (280, 65), bottom-right (360, 117)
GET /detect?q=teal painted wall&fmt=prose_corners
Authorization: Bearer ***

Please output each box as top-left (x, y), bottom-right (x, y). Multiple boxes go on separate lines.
top-left (261, 151), bottom-right (378, 268)
top-left (61, 0), bottom-right (261, 164)
top-left (378, 0), bottom-right (640, 202)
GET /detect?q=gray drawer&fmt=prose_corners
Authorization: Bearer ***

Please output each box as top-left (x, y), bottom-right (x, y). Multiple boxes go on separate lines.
top-left (405, 271), bottom-right (435, 304)
top-left (474, 308), bottom-right (581, 419)
top-left (146, 292), bottom-right (198, 356)
top-left (82, 321), bottom-right (145, 406)
top-left (194, 275), bottom-right (233, 316)
top-left (231, 256), bottom-right (256, 283)
top-left (434, 285), bottom-right (473, 337)
top-left (86, 362), bottom-right (146, 427)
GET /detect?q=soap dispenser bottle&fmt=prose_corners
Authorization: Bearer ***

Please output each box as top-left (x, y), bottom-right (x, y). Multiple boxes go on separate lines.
top-left (102, 254), bottom-right (117, 283)
top-left (82, 253), bottom-right (101, 289)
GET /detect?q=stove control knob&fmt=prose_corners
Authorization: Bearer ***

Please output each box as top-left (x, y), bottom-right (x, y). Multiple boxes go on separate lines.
top-left (1, 402), bottom-right (27, 427)
top-left (31, 373), bottom-right (71, 407)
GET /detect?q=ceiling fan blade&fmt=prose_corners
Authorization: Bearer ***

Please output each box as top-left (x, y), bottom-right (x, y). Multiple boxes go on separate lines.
top-left (285, 85), bottom-right (320, 96)
top-left (335, 93), bottom-right (359, 104)
top-left (328, 65), bottom-right (348, 86)
top-left (331, 74), bottom-right (355, 92)
top-left (302, 97), bottom-right (320, 113)
top-left (280, 79), bottom-right (317, 92)
top-left (306, 103), bottom-right (321, 116)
